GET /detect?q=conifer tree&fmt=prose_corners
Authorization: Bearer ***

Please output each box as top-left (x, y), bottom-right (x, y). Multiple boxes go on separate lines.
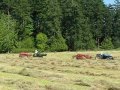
top-left (0, 14), bottom-right (17, 52)
top-left (112, 0), bottom-right (120, 48)
top-left (80, 0), bottom-right (107, 49)
top-left (59, 0), bottom-right (95, 50)
top-left (3, 0), bottom-right (33, 40)
top-left (31, 0), bottom-right (68, 51)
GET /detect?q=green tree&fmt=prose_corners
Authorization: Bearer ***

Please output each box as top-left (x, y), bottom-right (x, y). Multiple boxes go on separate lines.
top-left (112, 0), bottom-right (120, 48)
top-left (80, 0), bottom-right (107, 48)
top-left (48, 35), bottom-right (68, 51)
top-left (2, 0), bottom-right (33, 40)
top-left (0, 0), bottom-right (119, 51)
top-left (101, 37), bottom-right (114, 49)
top-left (103, 5), bottom-right (114, 38)
top-left (0, 14), bottom-right (17, 52)
top-left (36, 33), bottom-right (48, 51)
top-left (17, 37), bottom-right (34, 49)
top-left (59, 0), bottom-right (95, 50)
top-left (31, 0), bottom-right (68, 51)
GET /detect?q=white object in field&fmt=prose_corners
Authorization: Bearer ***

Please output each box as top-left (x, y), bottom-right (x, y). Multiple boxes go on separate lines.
top-left (35, 50), bottom-right (38, 54)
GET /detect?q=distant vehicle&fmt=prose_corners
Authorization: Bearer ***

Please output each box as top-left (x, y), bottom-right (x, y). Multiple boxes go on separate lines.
top-left (95, 54), bottom-right (114, 60)
top-left (73, 54), bottom-right (92, 60)
top-left (19, 50), bottom-right (47, 58)
top-left (33, 50), bottom-right (47, 57)
top-left (19, 52), bottom-right (32, 57)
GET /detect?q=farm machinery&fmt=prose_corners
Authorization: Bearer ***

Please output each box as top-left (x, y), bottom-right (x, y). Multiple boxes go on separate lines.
top-left (19, 51), bottom-right (47, 58)
top-left (73, 54), bottom-right (92, 60)
top-left (73, 53), bottom-right (114, 60)
top-left (33, 52), bottom-right (47, 57)
top-left (95, 53), bottom-right (114, 60)
top-left (19, 52), bottom-right (32, 57)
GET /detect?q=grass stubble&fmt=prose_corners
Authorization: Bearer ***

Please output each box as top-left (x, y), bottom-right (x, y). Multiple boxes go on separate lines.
top-left (0, 51), bottom-right (120, 90)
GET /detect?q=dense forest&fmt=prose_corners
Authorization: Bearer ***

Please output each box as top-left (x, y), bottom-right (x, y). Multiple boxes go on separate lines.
top-left (0, 0), bottom-right (120, 52)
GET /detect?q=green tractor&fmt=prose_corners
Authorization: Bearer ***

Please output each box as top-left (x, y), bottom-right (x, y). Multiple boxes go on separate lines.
top-left (33, 50), bottom-right (47, 57)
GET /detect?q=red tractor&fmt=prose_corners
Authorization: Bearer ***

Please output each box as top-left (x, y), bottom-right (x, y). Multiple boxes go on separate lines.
top-left (19, 52), bottom-right (32, 57)
top-left (73, 54), bottom-right (92, 60)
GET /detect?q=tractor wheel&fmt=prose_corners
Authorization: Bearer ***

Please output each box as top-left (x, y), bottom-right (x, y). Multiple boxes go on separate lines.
top-left (33, 54), bottom-right (36, 57)
top-left (107, 57), bottom-right (114, 60)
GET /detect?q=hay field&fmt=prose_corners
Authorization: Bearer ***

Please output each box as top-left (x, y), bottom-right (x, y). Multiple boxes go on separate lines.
top-left (0, 51), bottom-right (120, 90)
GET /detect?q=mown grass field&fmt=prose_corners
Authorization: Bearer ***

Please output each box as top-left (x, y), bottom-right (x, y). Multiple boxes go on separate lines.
top-left (0, 51), bottom-right (120, 90)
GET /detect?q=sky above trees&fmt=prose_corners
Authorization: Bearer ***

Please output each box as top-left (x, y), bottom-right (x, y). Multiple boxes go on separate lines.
top-left (104, 0), bottom-right (115, 5)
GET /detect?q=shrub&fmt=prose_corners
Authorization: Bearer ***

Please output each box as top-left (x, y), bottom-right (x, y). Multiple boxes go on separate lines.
top-left (12, 48), bottom-right (35, 53)
top-left (101, 37), bottom-right (114, 50)
top-left (17, 37), bottom-right (34, 49)
top-left (36, 33), bottom-right (48, 51)
top-left (112, 37), bottom-right (120, 48)
top-left (48, 36), bottom-right (68, 51)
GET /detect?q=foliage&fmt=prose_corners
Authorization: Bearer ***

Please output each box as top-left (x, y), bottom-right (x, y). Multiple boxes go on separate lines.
top-left (112, 0), bottom-right (120, 48)
top-left (0, 14), bottom-right (17, 52)
top-left (12, 48), bottom-right (35, 53)
top-left (17, 37), bottom-right (34, 49)
top-left (48, 35), bottom-right (68, 51)
top-left (0, 0), bottom-right (120, 52)
top-left (36, 33), bottom-right (48, 51)
top-left (101, 37), bottom-right (114, 50)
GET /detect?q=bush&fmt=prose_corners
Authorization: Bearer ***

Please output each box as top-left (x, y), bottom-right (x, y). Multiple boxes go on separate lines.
top-left (101, 37), bottom-right (114, 50)
top-left (36, 33), bottom-right (48, 51)
top-left (17, 37), bottom-right (34, 48)
top-left (12, 48), bottom-right (35, 53)
top-left (48, 36), bottom-right (68, 51)
top-left (112, 37), bottom-right (120, 48)
top-left (12, 37), bottom-right (35, 53)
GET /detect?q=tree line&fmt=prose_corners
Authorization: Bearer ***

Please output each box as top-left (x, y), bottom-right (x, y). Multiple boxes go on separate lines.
top-left (0, 0), bottom-right (120, 52)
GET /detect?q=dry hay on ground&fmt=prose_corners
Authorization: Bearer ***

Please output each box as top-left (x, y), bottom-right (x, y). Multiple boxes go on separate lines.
top-left (0, 51), bottom-right (120, 90)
